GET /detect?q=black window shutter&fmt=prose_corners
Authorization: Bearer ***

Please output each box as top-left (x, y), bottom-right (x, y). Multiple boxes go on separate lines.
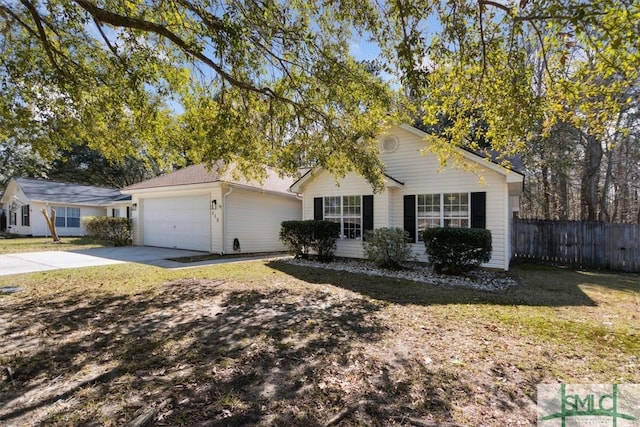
top-left (362, 195), bottom-right (374, 240)
top-left (470, 192), bottom-right (486, 229)
top-left (403, 195), bottom-right (416, 243)
top-left (313, 197), bottom-right (323, 220)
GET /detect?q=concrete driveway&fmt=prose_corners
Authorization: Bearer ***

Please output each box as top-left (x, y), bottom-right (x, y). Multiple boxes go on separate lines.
top-left (0, 246), bottom-right (209, 276)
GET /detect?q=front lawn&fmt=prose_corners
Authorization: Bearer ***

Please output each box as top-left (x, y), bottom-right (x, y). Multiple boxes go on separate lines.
top-left (0, 236), bottom-right (106, 254)
top-left (0, 261), bottom-right (638, 426)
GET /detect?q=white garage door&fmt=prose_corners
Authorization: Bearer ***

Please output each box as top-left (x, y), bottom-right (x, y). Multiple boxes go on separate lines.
top-left (142, 195), bottom-right (211, 252)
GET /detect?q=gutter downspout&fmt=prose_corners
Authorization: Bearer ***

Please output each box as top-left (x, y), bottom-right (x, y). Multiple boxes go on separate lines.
top-left (221, 184), bottom-right (234, 254)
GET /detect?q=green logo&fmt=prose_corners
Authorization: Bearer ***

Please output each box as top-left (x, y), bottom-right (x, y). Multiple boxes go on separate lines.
top-left (538, 384), bottom-right (640, 427)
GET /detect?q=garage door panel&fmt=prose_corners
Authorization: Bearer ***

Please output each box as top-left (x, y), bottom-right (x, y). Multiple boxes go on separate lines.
top-left (142, 196), bottom-right (211, 251)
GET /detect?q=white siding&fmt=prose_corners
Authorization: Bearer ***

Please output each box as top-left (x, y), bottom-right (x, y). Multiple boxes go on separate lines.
top-left (7, 202), bottom-right (37, 236)
top-left (224, 188), bottom-right (301, 253)
top-left (383, 127), bottom-right (508, 269)
top-left (301, 125), bottom-right (515, 270)
top-left (127, 183), bottom-right (301, 254)
top-left (6, 201), bottom-right (108, 237)
top-left (210, 186), bottom-right (224, 253)
top-left (300, 171), bottom-right (379, 258)
top-left (57, 205), bottom-right (105, 237)
top-left (40, 205), bottom-right (106, 237)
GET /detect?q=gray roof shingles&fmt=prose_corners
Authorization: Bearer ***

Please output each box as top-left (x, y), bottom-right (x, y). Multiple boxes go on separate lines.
top-left (123, 163), bottom-right (296, 194)
top-left (15, 177), bottom-right (128, 205)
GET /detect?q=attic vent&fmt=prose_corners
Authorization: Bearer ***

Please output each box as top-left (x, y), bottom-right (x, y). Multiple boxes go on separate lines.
top-left (381, 135), bottom-right (399, 153)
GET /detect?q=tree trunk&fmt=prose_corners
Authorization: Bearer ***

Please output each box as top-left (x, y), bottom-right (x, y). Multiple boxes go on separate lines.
top-left (541, 165), bottom-right (551, 220)
top-left (40, 208), bottom-right (60, 242)
top-left (598, 148), bottom-right (614, 222)
top-left (580, 133), bottom-right (603, 221)
top-left (556, 173), bottom-right (569, 220)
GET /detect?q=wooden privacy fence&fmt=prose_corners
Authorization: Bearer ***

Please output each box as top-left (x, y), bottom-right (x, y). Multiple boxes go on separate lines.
top-left (512, 219), bottom-right (640, 272)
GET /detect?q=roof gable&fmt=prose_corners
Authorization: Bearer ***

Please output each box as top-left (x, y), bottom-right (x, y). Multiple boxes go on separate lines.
top-left (396, 124), bottom-right (524, 175)
top-left (290, 123), bottom-right (524, 193)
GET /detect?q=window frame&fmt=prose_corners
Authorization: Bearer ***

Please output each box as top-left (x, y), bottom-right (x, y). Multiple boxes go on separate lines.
top-left (21, 205), bottom-right (30, 226)
top-left (443, 192), bottom-right (469, 228)
top-left (323, 195), bottom-right (363, 240)
top-left (416, 192), bottom-right (470, 241)
top-left (55, 206), bottom-right (81, 228)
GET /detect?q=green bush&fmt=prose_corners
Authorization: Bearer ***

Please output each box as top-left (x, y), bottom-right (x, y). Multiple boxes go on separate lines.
top-left (82, 216), bottom-right (132, 246)
top-left (363, 227), bottom-right (413, 269)
top-left (423, 227), bottom-right (492, 275)
top-left (280, 220), bottom-right (340, 261)
top-left (311, 220), bottom-right (340, 261)
top-left (280, 220), bottom-right (315, 258)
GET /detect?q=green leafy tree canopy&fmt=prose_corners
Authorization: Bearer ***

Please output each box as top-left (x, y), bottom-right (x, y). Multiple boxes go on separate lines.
top-left (1, 0), bottom-right (637, 188)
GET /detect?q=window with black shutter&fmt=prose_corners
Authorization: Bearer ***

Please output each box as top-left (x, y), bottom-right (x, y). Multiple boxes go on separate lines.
top-left (362, 195), bottom-right (374, 240)
top-left (403, 195), bottom-right (416, 243)
top-left (470, 192), bottom-right (486, 228)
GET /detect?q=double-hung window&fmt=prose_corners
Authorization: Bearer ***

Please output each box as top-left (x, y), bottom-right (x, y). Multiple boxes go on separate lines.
top-left (417, 194), bottom-right (440, 232)
top-left (55, 207), bottom-right (81, 228)
top-left (443, 193), bottom-right (469, 228)
top-left (21, 205), bottom-right (30, 226)
top-left (415, 192), bottom-right (471, 241)
top-left (323, 195), bottom-right (362, 239)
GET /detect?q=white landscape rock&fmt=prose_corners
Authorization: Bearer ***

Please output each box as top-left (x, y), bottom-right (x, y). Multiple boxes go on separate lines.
top-left (286, 258), bottom-right (519, 292)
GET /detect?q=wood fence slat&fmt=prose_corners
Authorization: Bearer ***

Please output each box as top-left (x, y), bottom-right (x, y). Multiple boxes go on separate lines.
top-left (512, 219), bottom-right (640, 273)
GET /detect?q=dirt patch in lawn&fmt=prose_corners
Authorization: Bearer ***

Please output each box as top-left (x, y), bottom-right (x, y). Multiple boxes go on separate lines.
top-left (0, 261), bottom-right (638, 426)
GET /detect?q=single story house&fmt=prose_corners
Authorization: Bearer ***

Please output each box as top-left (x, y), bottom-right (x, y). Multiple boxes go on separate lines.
top-left (0, 177), bottom-right (132, 236)
top-left (121, 163), bottom-right (301, 253)
top-left (290, 124), bottom-right (525, 270)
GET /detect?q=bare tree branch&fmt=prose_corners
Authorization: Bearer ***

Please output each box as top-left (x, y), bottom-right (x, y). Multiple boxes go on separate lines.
top-left (477, 2), bottom-right (487, 82)
top-left (19, 0), bottom-right (67, 79)
top-left (529, 20), bottom-right (553, 84)
top-left (479, 0), bottom-right (606, 22)
top-left (73, 0), bottom-right (293, 105)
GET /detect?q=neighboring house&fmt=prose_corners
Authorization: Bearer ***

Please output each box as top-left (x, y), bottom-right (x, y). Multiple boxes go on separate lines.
top-left (0, 177), bottom-right (131, 237)
top-left (290, 124), bottom-right (525, 270)
top-left (122, 163), bottom-right (301, 253)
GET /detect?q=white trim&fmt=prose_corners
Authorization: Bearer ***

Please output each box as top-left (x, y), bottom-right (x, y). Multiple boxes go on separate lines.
top-left (504, 183), bottom-right (510, 271)
top-left (323, 195), bottom-right (363, 240)
top-left (123, 181), bottom-right (298, 199)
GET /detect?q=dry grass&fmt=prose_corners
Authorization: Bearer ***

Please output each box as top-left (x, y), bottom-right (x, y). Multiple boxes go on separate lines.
top-left (0, 260), bottom-right (638, 426)
top-left (0, 236), bottom-right (106, 254)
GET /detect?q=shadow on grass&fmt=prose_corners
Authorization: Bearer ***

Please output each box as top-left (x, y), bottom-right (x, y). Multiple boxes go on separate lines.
top-left (0, 277), bottom-right (475, 426)
top-left (267, 260), bottom-right (599, 307)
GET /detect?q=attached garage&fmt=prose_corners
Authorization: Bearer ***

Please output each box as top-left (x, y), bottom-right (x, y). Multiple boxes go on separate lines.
top-left (122, 163), bottom-right (302, 254)
top-left (142, 195), bottom-right (211, 252)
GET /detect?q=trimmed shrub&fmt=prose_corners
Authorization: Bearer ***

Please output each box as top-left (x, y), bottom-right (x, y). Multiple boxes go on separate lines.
top-left (279, 220), bottom-right (340, 261)
top-left (311, 220), bottom-right (340, 262)
top-left (363, 227), bottom-right (413, 269)
top-left (423, 227), bottom-right (492, 275)
top-left (280, 220), bottom-right (315, 258)
top-left (82, 216), bottom-right (132, 246)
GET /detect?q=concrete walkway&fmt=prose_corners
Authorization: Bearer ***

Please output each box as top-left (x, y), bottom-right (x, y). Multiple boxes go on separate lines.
top-left (0, 246), bottom-right (277, 276)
